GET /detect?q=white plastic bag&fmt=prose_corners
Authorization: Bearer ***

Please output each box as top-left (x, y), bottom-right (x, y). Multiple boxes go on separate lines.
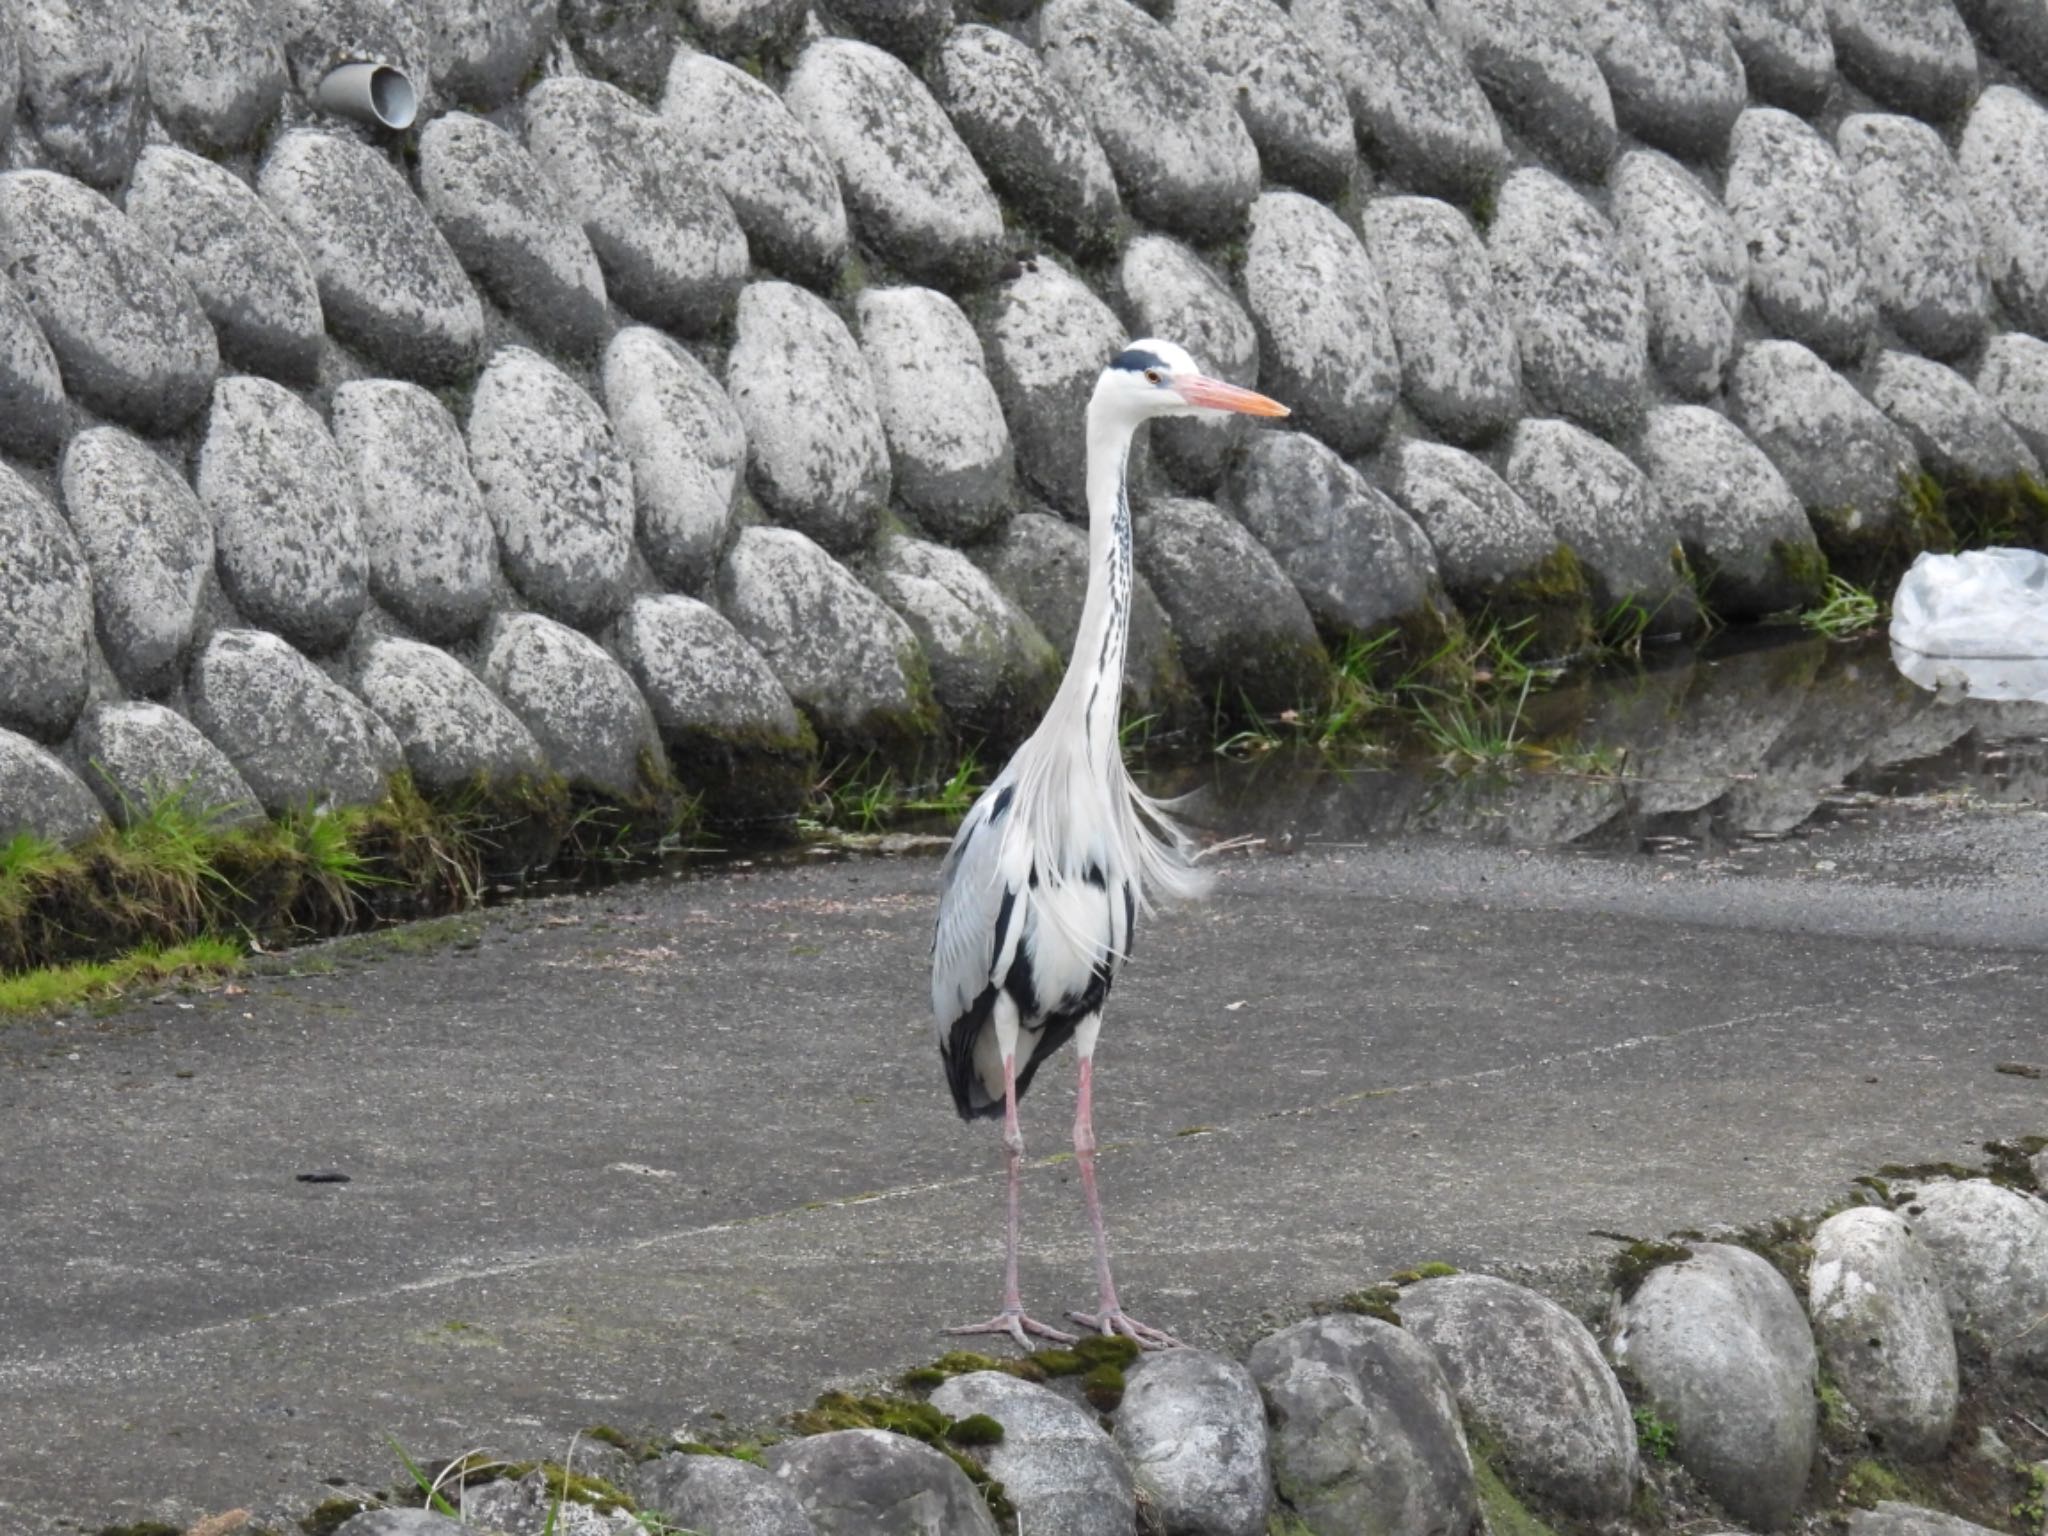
top-left (1890, 548), bottom-right (2048, 657)
top-left (1890, 547), bottom-right (2048, 703)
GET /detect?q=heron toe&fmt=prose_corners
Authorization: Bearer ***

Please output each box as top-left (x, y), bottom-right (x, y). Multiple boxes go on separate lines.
top-left (943, 1309), bottom-right (1079, 1350)
top-left (1068, 1308), bottom-right (1183, 1350)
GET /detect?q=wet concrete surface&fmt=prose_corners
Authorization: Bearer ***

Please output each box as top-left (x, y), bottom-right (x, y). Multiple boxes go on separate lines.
top-left (1, 637), bottom-right (2045, 1533)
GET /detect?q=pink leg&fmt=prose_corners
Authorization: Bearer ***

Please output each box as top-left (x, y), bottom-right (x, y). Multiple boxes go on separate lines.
top-left (944, 1050), bottom-right (1076, 1350)
top-left (1067, 1053), bottom-right (1182, 1350)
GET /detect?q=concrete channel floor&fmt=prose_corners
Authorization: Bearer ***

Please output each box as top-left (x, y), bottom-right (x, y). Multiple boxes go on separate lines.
top-left (1, 788), bottom-right (2044, 1533)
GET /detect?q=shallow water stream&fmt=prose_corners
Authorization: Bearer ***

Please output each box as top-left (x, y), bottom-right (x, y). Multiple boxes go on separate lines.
top-left (1147, 631), bottom-right (2048, 858)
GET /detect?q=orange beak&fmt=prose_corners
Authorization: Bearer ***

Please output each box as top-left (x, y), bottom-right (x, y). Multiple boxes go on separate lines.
top-left (1172, 375), bottom-right (1290, 417)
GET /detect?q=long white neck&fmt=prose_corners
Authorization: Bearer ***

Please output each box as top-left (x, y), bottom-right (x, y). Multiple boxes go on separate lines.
top-left (1047, 398), bottom-right (1138, 762)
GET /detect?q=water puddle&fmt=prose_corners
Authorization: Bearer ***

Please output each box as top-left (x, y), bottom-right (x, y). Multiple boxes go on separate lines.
top-left (1145, 631), bottom-right (2048, 858)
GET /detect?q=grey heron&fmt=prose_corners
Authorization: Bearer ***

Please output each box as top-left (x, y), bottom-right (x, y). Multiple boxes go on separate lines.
top-left (931, 340), bottom-right (1289, 1350)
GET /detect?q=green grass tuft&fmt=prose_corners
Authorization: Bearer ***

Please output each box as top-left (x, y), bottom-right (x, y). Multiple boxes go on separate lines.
top-left (0, 937), bottom-right (243, 1018)
top-left (1799, 574), bottom-right (1884, 639)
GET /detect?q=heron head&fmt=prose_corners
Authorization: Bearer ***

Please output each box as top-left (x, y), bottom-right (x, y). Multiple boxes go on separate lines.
top-left (1095, 338), bottom-right (1290, 423)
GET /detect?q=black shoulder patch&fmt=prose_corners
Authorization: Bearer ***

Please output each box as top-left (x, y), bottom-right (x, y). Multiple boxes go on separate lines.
top-left (988, 782), bottom-right (1015, 822)
top-left (1112, 347), bottom-right (1167, 374)
top-left (1083, 861), bottom-right (1107, 889)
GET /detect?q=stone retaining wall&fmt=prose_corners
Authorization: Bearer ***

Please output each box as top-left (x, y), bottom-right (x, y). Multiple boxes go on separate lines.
top-left (3, 0), bottom-right (2048, 843)
top-left (307, 1166), bottom-right (2048, 1536)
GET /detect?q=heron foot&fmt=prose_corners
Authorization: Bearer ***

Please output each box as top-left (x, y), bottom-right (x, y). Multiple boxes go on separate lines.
top-left (1068, 1308), bottom-right (1183, 1350)
top-left (944, 1309), bottom-right (1079, 1350)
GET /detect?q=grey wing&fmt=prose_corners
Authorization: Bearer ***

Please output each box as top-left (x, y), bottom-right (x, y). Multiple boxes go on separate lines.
top-left (930, 773), bottom-right (1030, 1037)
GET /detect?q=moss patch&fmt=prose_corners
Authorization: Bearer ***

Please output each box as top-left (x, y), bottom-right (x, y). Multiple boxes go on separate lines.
top-left (297, 1499), bottom-right (367, 1536)
top-left (1600, 1235), bottom-right (1695, 1301)
top-left (1767, 536), bottom-right (1831, 611)
top-left (1469, 1445), bottom-right (1561, 1536)
top-left (1331, 1285), bottom-right (1403, 1326)
top-left (1478, 545), bottom-right (1595, 661)
top-left (1081, 1362), bottom-right (1126, 1411)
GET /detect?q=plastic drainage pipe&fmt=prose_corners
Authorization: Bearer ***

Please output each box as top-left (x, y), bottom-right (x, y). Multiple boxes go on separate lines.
top-left (313, 61), bottom-right (417, 130)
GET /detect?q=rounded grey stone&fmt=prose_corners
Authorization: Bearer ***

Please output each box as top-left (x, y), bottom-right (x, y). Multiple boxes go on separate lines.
top-left (124, 144), bottom-right (325, 386)
top-left (765, 1428), bottom-right (998, 1536)
top-left (608, 593), bottom-right (811, 822)
top-left (930, 1372), bottom-right (1135, 1536)
top-left (1956, 0), bottom-right (2048, 91)
top-left (1836, 116), bottom-right (1987, 362)
top-left (333, 1514), bottom-right (466, 1536)
top-left (1868, 350), bottom-right (2040, 486)
top-left (187, 628), bottom-right (401, 814)
top-left (659, 50), bottom-right (848, 288)
top-left (0, 726), bottom-right (105, 845)
top-left (716, 527), bottom-right (936, 754)
top-left (58, 426), bottom-right (213, 697)
top-left (555, 0), bottom-right (680, 101)
top-left (1168, 0), bottom-right (1357, 199)
top-left (857, 287), bottom-right (1015, 543)
top-left (1958, 86), bottom-right (2048, 336)
top-left (1225, 431), bottom-right (1444, 637)
top-left (1242, 191), bottom-right (1400, 457)
top-left (1571, 0), bottom-right (1748, 157)
top-left (259, 131), bottom-right (484, 386)
top-left (1248, 1313), bottom-right (1479, 1536)
top-left (479, 612), bottom-right (662, 800)
top-left (1040, 0), bottom-right (1261, 243)
top-left (12, 0), bottom-right (144, 186)
top-left (682, 0), bottom-right (805, 54)
top-left (1117, 236), bottom-right (1261, 491)
top-left (69, 700), bottom-right (259, 827)
top-left (1630, 404), bottom-right (1825, 619)
top-left (1824, 0), bottom-right (1977, 119)
top-left (1729, 340), bottom-right (1919, 540)
top-left (979, 511), bottom-right (1187, 719)
top-left (980, 256), bottom-right (1128, 519)
top-left (0, 15), bottom-right (15, 138)
top-left (1295, 0), bottom-right (1504, 201)
top-left (1362, 196), bottom-right (1519, 443)
top-left (869, 534), bottom-right (1058, 744)
top-left (1724, 0), bottom-right (1835, 110)
top-left (1725, 108), bottom-right (1873, 368)
top-left (1975, 331), bottom-right (2048, 465)
top-left (1506, 417), bottom-right (1700, 636)
top-left (145, 0), bottom-right (287, 154)
top-left (354, 637), bottom-right (545, 794)
top-left (1808, 1206), bottom-right (1959, 1460)
top-left (1399, 1273), bottom-right (1639, 1519)
top-left (825, 0), bottom-right (952, 60)
top-left (1608, 1242), bottom-right (1819, 1532)
top-left (419, 112), bottom-right (609, 360)
top-left (0, 270), bottom-right (70, 459)
top-left (0, 170), bottom-right (218, 435)
top-left (468, 346), bottom-right (635, 631)
top-left (631, 1451), bottom-right (814, 1536)
top-left (330, 380), bottom-right (498, 644)
top-left (726, 282), bottom-right (890, 555)
top-left (197, 375), bottom-right (368, 655)
top-left (1384, 442), bottom-right (1556, 595)
top-left (1612, 149), bottom-right (1747, 401)
top-left (783, 38), bottom-right (1004, 291)
top-left (1436, 0), bottom-right (1616, 182)
top-left (524, 76), bottom-right (749, 337)
top-left (1134, 496), bottom-right (1328, 713)
top-left (1114, 1349), bottom-right (1271, 1536)
top-left (602, 327), bottom-right (744, 592)
top-left (431, 0), bottom-right (555, 109)
top-left (1849, 1506), bottom-right (2011, 1536)
top-left (927, 25), bottom-right (1122, 260)
top-left (460, 1472), bottom-right (638, 1536)
top-left (0, 466), bottom-right (91, 742)
top-left (1907, 1178), bottom-right (2048, 1373)
top-left (1487, 167), bottom-right (1649, 435)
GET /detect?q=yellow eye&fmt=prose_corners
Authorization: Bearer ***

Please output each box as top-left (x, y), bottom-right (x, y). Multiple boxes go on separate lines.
top-left (1144, 369), bottom-right (1162, 385)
